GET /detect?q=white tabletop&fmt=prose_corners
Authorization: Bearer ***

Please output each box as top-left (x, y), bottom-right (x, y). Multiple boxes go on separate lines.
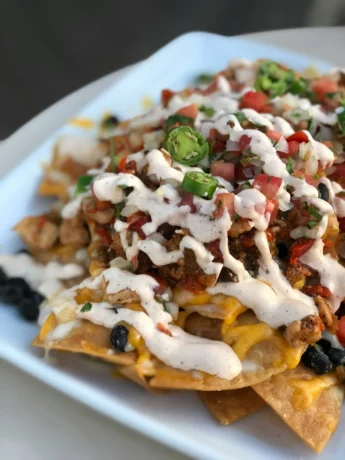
top-left (1, 27), bottom-right (345, 460)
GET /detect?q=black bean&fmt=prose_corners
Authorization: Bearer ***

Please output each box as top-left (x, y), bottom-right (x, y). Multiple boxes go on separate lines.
top-left (110, 325), bottom-right (128, 352)
top-left (317, 183), bottom-right (329, 202)
top-left (301, 344), bottom-right (333, 375)
top-left (277, 242), bottom-right (289, 259)
top-left (0, 268), bottom-right (8, 285)
top-left (18, 297), bottom-right (40, 322)
top-left (102, 114), bottom-right (119, 129)
top-left (326, 348), bottom-right (345, 366)
top-left (316, 338), bottom-right (332, 352)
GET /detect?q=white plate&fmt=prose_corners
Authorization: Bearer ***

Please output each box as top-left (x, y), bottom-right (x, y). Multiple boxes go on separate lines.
top-left (0, 32), bottom-right (343, 460)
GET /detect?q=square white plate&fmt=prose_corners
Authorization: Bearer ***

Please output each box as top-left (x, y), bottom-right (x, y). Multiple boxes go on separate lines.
top-left (0, 32), bottom-right (343, 460)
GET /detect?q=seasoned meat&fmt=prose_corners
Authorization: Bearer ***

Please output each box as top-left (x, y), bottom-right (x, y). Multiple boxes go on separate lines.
top-left (228, 220), bottom-right (252, 238)
top-left (285, 262), bottom-right (311, 287)
top-left (14, 216), bottom-right (58, 251)
top-left (59, 215), bottom-right (90, 246)
top-left (164, 232), bottom-right (185, 252)
top-left (111, 232), bottom-right (126, 258)
top-left (284, 315), bottom-right (323, 348)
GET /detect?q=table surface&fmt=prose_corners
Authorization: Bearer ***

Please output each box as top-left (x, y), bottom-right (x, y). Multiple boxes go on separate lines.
top-left (1, 27), bottom-right (345, 460)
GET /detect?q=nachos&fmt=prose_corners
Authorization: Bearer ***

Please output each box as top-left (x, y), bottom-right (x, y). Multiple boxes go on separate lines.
top-left (2, 58), bottom-right (345, 453)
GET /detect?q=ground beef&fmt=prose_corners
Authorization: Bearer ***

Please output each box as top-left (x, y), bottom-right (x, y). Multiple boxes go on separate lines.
top-left (285, 262), bottom-right (311, 287)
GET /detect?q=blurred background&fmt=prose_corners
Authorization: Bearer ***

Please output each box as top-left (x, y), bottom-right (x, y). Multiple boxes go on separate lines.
top-left (1, 0), bottom-right (345, 139)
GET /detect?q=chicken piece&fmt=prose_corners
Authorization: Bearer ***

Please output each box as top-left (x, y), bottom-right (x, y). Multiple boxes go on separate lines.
top-left (59, 214), bottom-right (90, 246)
top-left (314, 295), bottom-right (338, 332)
top-left (284, 315), bottom-right (323, 348)
top-left (106, 288), bottom-right (140, 304)
top-left (14, 216), bottom-right (58, 251)
top-left (82, 196), bottom-right (115, 224)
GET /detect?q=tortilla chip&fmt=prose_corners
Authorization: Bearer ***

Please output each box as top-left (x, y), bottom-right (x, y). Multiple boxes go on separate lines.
top-left (117, 365), bottom-right (153, 390)
top-left (199, 388), bottom-right (265, 425)
top-left (32, 314), bottom-right (136, 366)
top-left (253, 366), bottom-right (345, 453)
top-left (149, 362), bottom-right (286, 391)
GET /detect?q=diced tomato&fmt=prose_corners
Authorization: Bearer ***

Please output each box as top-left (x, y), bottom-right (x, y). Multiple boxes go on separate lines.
top-left (266, 130), bottom-right (282, 142)
top-left (337, 316), bottom-right (345, 345)
top-left (178, 192), bottom-right (197, 214)
top-left (127, 212), bottom-right (151, 239)
top-left (303, 285), bottom-right (332, 298)
top-left (161, 89), bottom-right (175, 107)
top-left (176, 104), bottom-right (198, 119)
top-left (290, 239), bottom-right (314, 264)
top-left (238, 134), bottom-right (252, 151)
top-left (205, 239), bottom-right (223, 262)
top-left (234, 164), bottom-right (255, 181)
top-left (312, 78), bottom-right (339, 103)
top-left (286, 131), bottom-right (309, 143)
top-left (117, 156), bottom-right (128, 174)
top-left (288, 140), bottom-right (300, 156)
top-left (292, 170), bottom-right (319, 187)
top-left (210, 162), bottom-right (235, 181)
top-left (213, 193), bottom-right (235, 219)
top-left (266, 199), bottom-right (279, 223)
top-left (330, 163), bottom-right (345, 181)
top-left (278, 140), bottom-right (300, 158)
top-left (252, 174), bottom-right (283, 199)
top-left (239, 91), bottom-right (272, 113)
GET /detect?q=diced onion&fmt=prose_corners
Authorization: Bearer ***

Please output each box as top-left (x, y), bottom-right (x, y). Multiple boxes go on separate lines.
top-left (120, 204), bottom-right (139, 217)
top-left (110, 257), bottom-right (132, 270)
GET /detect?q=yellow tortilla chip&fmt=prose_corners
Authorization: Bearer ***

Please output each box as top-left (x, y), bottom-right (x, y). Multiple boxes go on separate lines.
top-left (32, 314), bottom-right (136, 366)
top-left (117, 365), bottom-right (153, 391)
top-left (253, 366), bottom-right (345, 453)
top-left (149, 362), bottom-right (286, 391)
top-left (199, 388), bottom-right (265, 425)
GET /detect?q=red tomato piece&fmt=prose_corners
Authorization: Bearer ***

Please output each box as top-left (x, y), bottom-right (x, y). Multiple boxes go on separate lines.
top-left (286, 131), bottom-right (309, 143)
top-left (176, 104), bottom-right (199, 119)
top-left (266, 130), bottom-right (282, 142)
top-left (266, 199), bottom-right (279, 223)
top-left (127, 213), bottom-right (151, 239)
top-left (252, 174), bottom-right (283, 199)
top-left (210, 162), bottom-right (235, 181)
top-left (239, 134), bottom-right (252, 151)
top-left (312, 78), bottom-right (339, 103)
top-left (161, 89), bottom-right (175, 107)
top-left (290, 239), bottom-right (314, 264)
top-left (239, 91), bottom-right (272, 113)
top-left (213, 193), bottom-right (235, 219)
top-left (337, 316), bottom-right (345, 345)
top-left (117, 156), bottom-right (128, 173)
